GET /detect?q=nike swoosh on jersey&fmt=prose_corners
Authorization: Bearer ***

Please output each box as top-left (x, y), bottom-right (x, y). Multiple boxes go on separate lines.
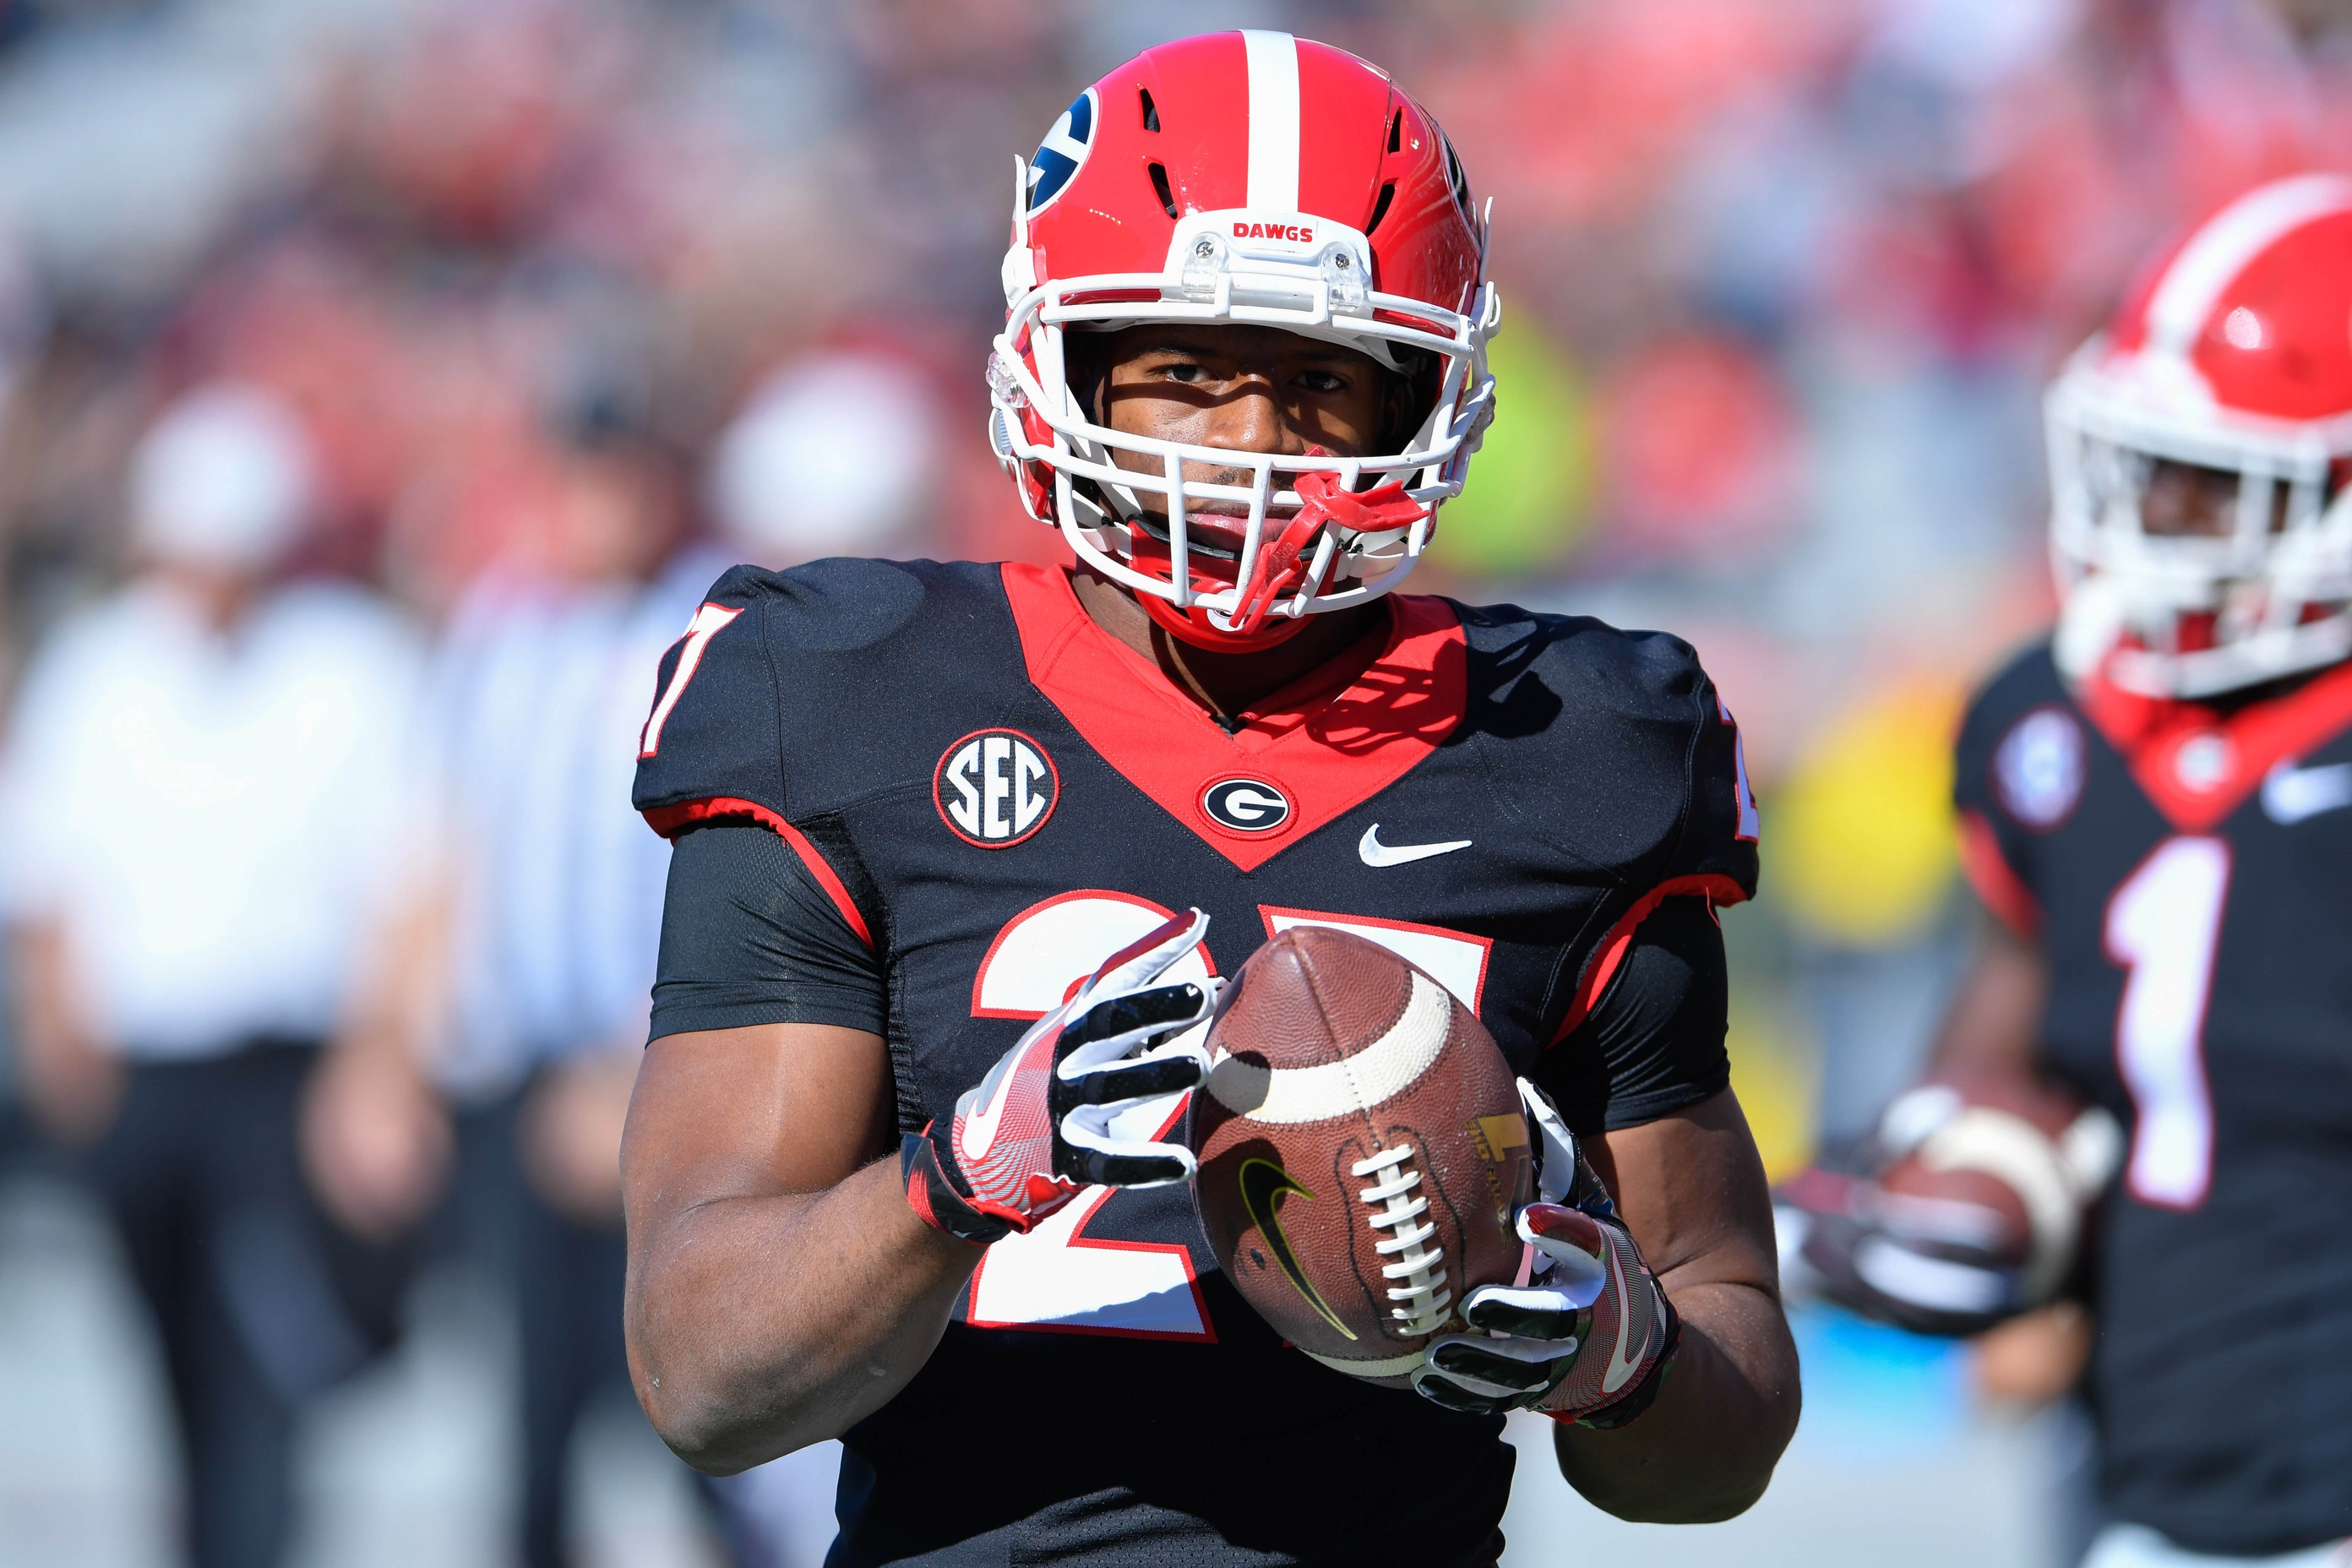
top-left (1237, 1158), bottom-right (1356, 1341)
top-left (1598, 1241), bottom-right (1642, 1396)
top-left (2261, 758), bottom-right (2352, 825)
top-left (1358, 825), bottom-right (1473, 867)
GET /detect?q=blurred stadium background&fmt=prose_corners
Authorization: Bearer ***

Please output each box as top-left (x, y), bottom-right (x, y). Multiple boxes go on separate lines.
top-left (0, 0), bottom-right (2344, 1562)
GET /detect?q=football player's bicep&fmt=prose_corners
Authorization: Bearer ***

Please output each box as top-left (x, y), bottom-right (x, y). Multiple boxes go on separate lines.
top-left (1589, 1088), bottom-right (1779, 1293)
top-left (624, 1022), bottom-right (895, 1224)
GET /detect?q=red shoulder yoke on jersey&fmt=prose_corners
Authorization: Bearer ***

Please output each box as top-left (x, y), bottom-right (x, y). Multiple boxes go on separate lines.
top-left (2077, 657), bottom-right (2352, 833)
top-left (999, 563), bottom-right (1467, 873)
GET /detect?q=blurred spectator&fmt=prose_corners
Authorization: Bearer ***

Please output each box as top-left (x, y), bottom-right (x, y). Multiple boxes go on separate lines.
top-left (0, 382), bottom-right (449, 1568)
top-left (705, 349), bottom-right (944, 564)
top-left (433, 338), bottom-right (849, 1567)
top-left (431, 355), bottom-right (705, 1568)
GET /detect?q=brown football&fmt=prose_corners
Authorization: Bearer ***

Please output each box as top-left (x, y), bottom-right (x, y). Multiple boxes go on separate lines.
top-left (1868, 1071), bottom-right (2119, 1308)
top-left (1190, 926), bottom-right (1533, 1386)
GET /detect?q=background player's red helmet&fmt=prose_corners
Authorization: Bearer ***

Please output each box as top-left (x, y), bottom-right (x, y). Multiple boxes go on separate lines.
top-left (986, 31), bottom-right (1499, 646)
top-left (2047, 173), bottom-right (2352, 697)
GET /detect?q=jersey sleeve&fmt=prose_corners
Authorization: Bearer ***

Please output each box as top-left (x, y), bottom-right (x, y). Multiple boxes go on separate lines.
top-left (631, 563), bottom-right (884, 956)
top-left (634, 565), bottom-right (788, 833)
top-left (649, 820), bottom-right (887, 1042)
top-left (1949, 644), bottom-right (2061, 938)
top-left (1533, 648), bottom-right (1755, 1132)
top-left (1683, 676), bottom-right (1762, 901)
top-left (1535, 894), bottom-right (1730, 1134)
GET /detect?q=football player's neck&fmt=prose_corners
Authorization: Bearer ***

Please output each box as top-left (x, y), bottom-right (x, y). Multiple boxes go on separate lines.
top-left (1068, 564), bottom-right (1388, 727)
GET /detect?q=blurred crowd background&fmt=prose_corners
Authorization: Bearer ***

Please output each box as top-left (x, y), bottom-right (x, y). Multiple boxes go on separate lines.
top-left (2, 0), bottom-right (2349, 1564)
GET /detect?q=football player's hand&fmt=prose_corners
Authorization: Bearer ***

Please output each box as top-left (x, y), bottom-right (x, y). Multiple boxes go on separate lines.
top-left (1776, 1081), bottom-right (2120, 1337)
top-left (901, 909), bottom-right (1217, 1244)
top-left (1413, 1081), bottom-right (1678, 1426)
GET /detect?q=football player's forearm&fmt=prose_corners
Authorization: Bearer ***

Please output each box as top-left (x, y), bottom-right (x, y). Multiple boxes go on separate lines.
top-left (1927, 912), bottom-right (2047, 1078)
top-left (626, 1155), bottom-right (982, 1473)
top-left (1550, 1278), bottom-right (1799, 1523)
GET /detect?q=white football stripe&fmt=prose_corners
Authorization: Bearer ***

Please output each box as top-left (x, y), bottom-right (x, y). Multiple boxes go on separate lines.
top-left (2146, 173), bottom-right (2352, 357)
top-left (1303, 1346), bottom-right (1425, 1378)
top-left (1242, 30), bottom-right (1300, 211)
top-left (1206, 969), bottom-right (1451, 1124)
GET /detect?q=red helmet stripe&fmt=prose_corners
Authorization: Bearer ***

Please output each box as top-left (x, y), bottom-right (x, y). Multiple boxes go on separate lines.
top-left (2144, 173), bottom-right (2352, 357)
top-left (1242, 30), bottom-right (1301, 210)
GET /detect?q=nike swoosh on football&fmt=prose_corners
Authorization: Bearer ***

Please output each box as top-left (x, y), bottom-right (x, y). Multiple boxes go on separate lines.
top-left (2261, 758), bottom-right (2352, 825)
top-left (1358, 825), bottom-right (1473, 868)
top-left (1237, 1157), bottom-right (1357, 1341)
top-left (1598, 1242), bottom-right (1642, 1396)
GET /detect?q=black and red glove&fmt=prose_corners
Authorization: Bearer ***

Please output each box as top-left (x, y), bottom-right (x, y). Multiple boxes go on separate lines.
top-left (1777, 1077), bottom-right (2121, 1337)
top-left (1413, 1081), bottom-right (1680, 1427)
top-left (902, 910), bottom-right (1217, 1244)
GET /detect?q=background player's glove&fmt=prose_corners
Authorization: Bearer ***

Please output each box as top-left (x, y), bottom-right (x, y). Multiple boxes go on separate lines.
top-left (1776, 1075), bottom-right (2121, 1337)
top-left (1413, 1081), bottom-right (1679, 1427)
top-left (902, 909), bottom-right (1217, 1244)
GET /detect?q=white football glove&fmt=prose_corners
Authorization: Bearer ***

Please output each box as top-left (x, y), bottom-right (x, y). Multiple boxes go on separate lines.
top-left (1413, 1080), bottom-right (1680, 1426)
top-left (901, 909), bottom-right (1217, 1244)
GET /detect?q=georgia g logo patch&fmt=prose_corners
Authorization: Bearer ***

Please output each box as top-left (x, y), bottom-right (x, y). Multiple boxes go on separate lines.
top-left (1026, 89), bottom-right (1097, 214)
top-left (936, 729), bottom-right (1059, 848)
top-left (1201, 776), bottom-right (1292, 836)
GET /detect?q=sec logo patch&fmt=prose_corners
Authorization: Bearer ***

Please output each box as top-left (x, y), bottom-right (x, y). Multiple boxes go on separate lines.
top-left (1201, 776), bottom-right (1292, 836)
top-left (936, 729), bottom-right (1059, 847)
top-left (1993, 705), bottom-right (2085, 830)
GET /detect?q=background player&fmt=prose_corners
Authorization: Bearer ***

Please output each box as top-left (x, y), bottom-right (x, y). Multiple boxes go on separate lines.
top-left (621, 31), bottom-right (1797, 1565)
top-left (1791, 174), bottom-right (2352, 1567)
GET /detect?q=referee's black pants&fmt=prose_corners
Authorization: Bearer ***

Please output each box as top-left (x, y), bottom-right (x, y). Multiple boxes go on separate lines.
top-left (458, 1083), bottom-right (656, 1568)
top-left (84, 1044), bottom-right (406, 1568)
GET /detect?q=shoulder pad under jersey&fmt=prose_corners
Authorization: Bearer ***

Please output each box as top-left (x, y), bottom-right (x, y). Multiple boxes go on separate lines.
top-left (1454, 601), bottom-right (1761, 904)
top-left (632, 557), bottom-right (981, 836)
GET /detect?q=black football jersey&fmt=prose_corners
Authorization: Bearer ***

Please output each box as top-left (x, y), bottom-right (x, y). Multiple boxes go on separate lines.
top-left (633, 558), bottom-right (1759, 1567)
top-left (1955, 642), bottom-right (2352, 1555)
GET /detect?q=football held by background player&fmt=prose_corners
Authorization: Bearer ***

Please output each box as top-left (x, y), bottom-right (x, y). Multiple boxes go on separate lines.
top-left (621, 32), bottom-right (1797, 1565)
top-left (1791, 175), bottom-right (2352, 1567)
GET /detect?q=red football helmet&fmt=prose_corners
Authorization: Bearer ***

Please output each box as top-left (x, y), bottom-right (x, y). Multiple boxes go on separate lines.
top-left (2048, 172), bottom-right (2352, 697)
top-left (985, 31), bottom-right (1499, 647)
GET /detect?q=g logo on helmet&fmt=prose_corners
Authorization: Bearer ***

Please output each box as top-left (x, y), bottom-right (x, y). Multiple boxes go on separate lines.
top-left (1026, 89), bottom-right (1098, 214)
top-left (1201, 777), bottom-right (1292, 836)
top-left (936, 730), bottom-right (1059, 847)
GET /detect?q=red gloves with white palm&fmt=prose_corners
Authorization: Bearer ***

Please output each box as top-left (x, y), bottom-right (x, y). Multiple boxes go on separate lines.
top-left (1413, 1081), bottom-right (1680, 1427)
top-left (902, 910), bottom-right (1217, 1245)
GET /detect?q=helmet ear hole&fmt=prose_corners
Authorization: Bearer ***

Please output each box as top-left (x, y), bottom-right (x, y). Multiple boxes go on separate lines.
top-left (1148, 163), bottom-right (1179, 220)
top-left (1365, 182), bottom-right (1396, 237)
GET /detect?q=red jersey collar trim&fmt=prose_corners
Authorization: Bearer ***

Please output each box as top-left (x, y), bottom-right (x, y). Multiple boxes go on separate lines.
top-left (999, 564), bottom-right (1467, 871)
top-left (2076, 656), bottom-right (2352, 833)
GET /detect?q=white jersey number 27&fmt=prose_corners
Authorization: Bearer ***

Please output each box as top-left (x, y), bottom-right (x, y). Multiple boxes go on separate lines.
top-left (960, 891), bottom-right (1489, 1341)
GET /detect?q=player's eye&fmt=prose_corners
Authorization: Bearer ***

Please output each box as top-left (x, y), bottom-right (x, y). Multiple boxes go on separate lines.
top-left (1295, 369), bottom-right (1347, 394)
